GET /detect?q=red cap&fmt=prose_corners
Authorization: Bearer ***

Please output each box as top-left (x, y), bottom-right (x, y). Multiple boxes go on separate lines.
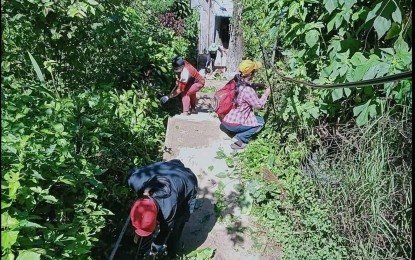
top-left (130, 197), bottom-right (158, 237)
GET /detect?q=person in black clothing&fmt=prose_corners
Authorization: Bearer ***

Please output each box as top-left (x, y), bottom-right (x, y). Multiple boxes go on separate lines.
top-left (128, 159), bottom-right (198, 258)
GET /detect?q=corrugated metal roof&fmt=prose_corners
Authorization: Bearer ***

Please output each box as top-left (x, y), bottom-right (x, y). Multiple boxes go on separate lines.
top-left (213, 0), bottom-right (233, 17)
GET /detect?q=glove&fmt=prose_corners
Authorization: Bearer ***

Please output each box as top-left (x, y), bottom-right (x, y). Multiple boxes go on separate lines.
top-left (150, 242), bottom-right (166, 255)
top-left (159, 95), bottom-right (169, 104)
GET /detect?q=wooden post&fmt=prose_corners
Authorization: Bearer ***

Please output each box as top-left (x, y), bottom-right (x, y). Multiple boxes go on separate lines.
top-left (207, 0), bottom-right (211, 46)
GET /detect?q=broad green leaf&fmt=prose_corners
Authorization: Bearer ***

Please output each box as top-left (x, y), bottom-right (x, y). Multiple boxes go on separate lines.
top-left (28, 52), bottom-right (45, 82)
top-left (335, 50), bottom-right (350, 60)
top-left (368, 104), bottom-right (377, 117)
top-left (239, 189), bottom-right (253, 215)
top-left (215, 172), bottom-right (227, 178)
top-left (365, 2), bottom-right (382, 22)
top-left (327, 17), bottom-right (335, 33)
top-left (380, 48), bottom-right (395, 55)
top-left (332, 88), bottom-right (343, 101)
top-left (1, 230), bottom-right (19, 250)
top-left (391, 6), bottom-right (402, 23)
top-left (344, 88), bottom-right (352, 97)
top-left (2, 201), bottom-right (12, 209)
top-left (42, 195), bottom-right (58, 204)
top-left (53, 123), bottom-right (64, 133)
top-left (67, 7), bottom-right (78, 17)
top-left (16, 251), bottom-right (41, 260)
top-left (89, 6), bottom-right (95, 15)
top-left (343, 0), bottom-right (357, 9)
top-left (159, 66), bottom-right (167, 73)
top-left (373, 16), bottom-right (391, 39)
top-left (8, 172), bottom-right (20, 200)
top-left (394, 36), bottom-right (411, 65)
top-left (353, 100), bottom-right (371, 126)
top-left (19, 220), bottom-right (45, 229)
top-left (338, 65), bottom-right (348, 77)
top-left (363, 64), bottom-right (380, 80)
top-left (385, 22), bottom-right (401, 40)
top-left (324, 0), bottom-right (337, 14)
top-left (305, 30), bottom-right (319, 47)
top-left (4, 145), bottom-right (17, 154)
top-left (308, 107), bottom-right (320, 119)
top-left (87, 0), bottom-right (98, 5)
top-left (46, 144), bottom-right (56, 155)
top-left (353, 100), bottom-right (369, 116)
top-left (40, 129), bottom-right (53, 135)
top-left (288, 2), bottom-right (299, 18)
top-left (1, 212), bottom-right (19, 229)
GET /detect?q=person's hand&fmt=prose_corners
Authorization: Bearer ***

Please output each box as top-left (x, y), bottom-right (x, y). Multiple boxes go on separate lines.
top-left (265, 86), bottom-right (272, 97)
top-left (160, 95), bottom-right (169, 104)
top-left (150, 242), bottom-right (166, 255)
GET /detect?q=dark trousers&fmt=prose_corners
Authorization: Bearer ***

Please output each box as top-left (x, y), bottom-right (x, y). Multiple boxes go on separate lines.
top-left (165, 215), bottom-right (187, 258)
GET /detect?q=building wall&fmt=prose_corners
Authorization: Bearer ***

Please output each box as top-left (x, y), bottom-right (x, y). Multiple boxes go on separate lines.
top-left (191, 0), bottom-right (233, 69)
top-left (191, 0), bottom-right (233, 54)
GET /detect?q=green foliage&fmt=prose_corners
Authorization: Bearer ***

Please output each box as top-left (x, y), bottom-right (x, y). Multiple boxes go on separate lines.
top-left (317, 114), bottom-right (412, 258)
top-left (2, 0), bottom-right (185, 90)
top-left (242, 0), bottom-right (412, 126)
top-left (238, 0), bottom-right (411, 258)
top-left (2, 77), bottom-right (167, 259)
top-left (2, 79), bottom-right (111, 259)
top-left (213, 181), bottom-right (226, 221)
top-left (185, 248), bottom-right (215, 260)
top-left (232, 132), bottom-right (348, 259)
top-left (2, 0), bottom-right (198, 258)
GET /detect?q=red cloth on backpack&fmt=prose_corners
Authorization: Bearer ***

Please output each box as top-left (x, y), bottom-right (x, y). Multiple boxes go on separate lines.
top-left (212, 79), bottom-right (236, 121)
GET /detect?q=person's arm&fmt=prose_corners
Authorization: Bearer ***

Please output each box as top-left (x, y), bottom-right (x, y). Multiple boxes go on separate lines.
top-left (168, 85), bottom-right (181, 99)
top-left (153, 217), bottom-right (173, 245)
top-left (170, 68), bottom-right (190, 97)
top-left (244, 86), bottom-right (271, 109)
top-left (160, 69), bottom-right (189, 103)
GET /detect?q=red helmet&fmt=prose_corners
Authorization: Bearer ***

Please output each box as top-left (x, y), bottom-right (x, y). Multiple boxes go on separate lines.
top-left (130, 197), bottom-right (158, 236)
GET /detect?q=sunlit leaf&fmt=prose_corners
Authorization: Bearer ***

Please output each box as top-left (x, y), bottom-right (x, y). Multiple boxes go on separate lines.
top-left (391, 6), bottom-right (402, 23)
top-left (332, 88), bottom-right (343, 101)
top-left (28, 52), bottom-right (45, 82)
top-left (16, 251), bottom-right (41, 260)
top-left (324, 0), bottom-right (337, 14)
top-left (1, 230), bottom-right (19, 250)
top-left (305, 30), bottom-right (319, 47)
top-left (373, 16), bottom-right (391, 39)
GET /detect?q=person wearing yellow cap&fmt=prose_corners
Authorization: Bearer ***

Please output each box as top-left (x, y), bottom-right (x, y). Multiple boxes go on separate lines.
top-left (128, 159), bottom-right (198, 258)
top-left (220, 60), bottom-right (272, 149)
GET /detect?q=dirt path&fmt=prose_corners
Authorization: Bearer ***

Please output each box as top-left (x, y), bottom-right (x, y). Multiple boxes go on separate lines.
top-left (162, 80), bottom-right (281, 259)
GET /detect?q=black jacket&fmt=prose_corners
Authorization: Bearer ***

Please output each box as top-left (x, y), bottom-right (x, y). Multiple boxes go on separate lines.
top-left (128, 159), bottom-right (198, 243)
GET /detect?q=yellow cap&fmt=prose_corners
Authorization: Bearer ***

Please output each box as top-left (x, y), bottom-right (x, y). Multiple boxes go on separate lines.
top-left (239, 60), bottom-right (262, 76)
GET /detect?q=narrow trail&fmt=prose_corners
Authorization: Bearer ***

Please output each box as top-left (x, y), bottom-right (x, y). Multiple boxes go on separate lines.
top-left (163, 79), bottom-right (281, 260)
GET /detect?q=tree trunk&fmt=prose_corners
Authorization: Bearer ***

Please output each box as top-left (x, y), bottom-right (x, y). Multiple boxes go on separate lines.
top-left (225, 0), bottom-right (243, 78)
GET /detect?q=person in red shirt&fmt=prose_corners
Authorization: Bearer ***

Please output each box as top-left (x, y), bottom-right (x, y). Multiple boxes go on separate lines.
top-left (220, 60), bottom-right (272, 149)
top-left (160, 56), bottom-right (205, 115)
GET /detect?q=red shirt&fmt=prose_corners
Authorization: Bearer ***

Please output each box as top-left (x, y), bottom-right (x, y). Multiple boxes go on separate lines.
top-left (177, 61), bottom-right (205, 91)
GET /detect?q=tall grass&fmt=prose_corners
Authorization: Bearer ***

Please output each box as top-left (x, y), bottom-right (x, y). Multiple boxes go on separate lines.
top-left (316, 114), bottom-right (412, 259)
